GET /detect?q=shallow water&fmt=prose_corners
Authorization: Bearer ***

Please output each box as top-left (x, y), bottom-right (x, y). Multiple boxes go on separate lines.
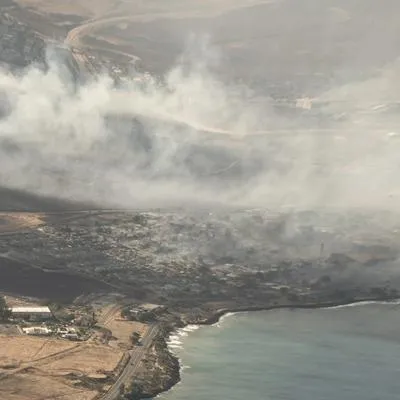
top-left (160, 302), bottom-right (400, 400)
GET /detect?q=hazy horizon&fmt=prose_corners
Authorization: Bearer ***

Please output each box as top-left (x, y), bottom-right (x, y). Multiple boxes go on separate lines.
top-left (2, 1), bottom-right (400, 213)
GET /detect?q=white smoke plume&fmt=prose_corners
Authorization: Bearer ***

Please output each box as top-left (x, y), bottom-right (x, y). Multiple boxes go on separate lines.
top-left (1, 41), bottom-right (400, 212)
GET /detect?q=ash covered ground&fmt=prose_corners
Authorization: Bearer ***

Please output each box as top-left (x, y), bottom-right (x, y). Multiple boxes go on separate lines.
top-left (1, 206), bottom-right (400, 305)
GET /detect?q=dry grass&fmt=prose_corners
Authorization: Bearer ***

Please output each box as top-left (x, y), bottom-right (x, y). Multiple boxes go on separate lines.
top-left (3, 295), bottom-right (41, 308)
top-left (0, 213), bottom-right (44, 234)
top-left (0, 336), bottom-right (122, 373)
top-left (1, 373), bottom-right (97, 400)
top-left (107, 318), bottom-right (148, 350)
top-left (0, 335), bottom-right (123, 399)
top-left (0, 336), bottom-right (76, 368)
top-left (95, 303), bottom-right (148, 350)
top-left (41, 343), bottom-right (122, 375)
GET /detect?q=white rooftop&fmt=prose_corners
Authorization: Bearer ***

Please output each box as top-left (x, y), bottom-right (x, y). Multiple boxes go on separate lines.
top-left (23, 326), bottom-right (51, 334)
top-left (11, 306), bottom-right (51, 313)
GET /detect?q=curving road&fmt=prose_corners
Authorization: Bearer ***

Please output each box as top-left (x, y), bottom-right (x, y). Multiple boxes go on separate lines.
top-left (63, 13), bottom-right (399, 138)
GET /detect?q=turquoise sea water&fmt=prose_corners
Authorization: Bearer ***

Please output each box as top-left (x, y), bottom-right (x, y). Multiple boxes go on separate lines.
top-left (160, 302), bottom-right (400, 400)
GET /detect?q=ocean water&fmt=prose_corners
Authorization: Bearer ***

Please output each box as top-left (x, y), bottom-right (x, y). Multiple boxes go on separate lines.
top-left (160, 302), bottom-right (400, 400)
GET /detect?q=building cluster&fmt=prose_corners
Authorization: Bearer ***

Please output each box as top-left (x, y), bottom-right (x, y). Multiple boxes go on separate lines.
top-left (7, 304), bottom-right (84, 340)
top-left (124, 303), bottom-right (166, 322)
top-left (11, 306), bottom-right (52, 321)
top-left (0, 210), bottom-right (330, 304)
top-left (3, 209), bottom-right (395, 307)
top-left (21, 324), bottom-right (81, 340)
top-left (22, 326), bottom-right (51, 335)
top-left (0, 12), bottom-right (45, 67)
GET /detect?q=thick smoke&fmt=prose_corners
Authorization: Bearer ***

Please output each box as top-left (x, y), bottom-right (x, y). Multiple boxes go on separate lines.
top-left (1, 42), bottom-right (400, 212)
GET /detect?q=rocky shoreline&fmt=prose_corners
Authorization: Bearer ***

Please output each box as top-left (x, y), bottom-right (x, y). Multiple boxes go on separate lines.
top-left (194, 296), bottom-right (400, 325)
top-left (138, 327), bottom-right (181, 399)
top-left (137, 295), bottom-right (399, 400)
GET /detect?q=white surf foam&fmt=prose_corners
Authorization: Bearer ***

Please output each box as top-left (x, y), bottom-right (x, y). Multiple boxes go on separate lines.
top-left (323, 299), bottom-right (400, 310)
top-left (167, 339), bottom-right (182, 345)
top-left (182, 324), bottom-right (200, 333)
top-left (167, 324), bottom-right (201, 354)
top-left (212, 311), bottom-right (238, 328)
top-left (168, 344), bottom-right (183, 350)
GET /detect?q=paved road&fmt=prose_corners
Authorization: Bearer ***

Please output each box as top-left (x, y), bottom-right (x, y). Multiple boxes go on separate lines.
top-left (101, 324), bottom-right (159, 400)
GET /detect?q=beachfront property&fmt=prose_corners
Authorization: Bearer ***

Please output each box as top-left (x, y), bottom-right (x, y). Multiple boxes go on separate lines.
top-left (11, 306), bottom-right (52, 321)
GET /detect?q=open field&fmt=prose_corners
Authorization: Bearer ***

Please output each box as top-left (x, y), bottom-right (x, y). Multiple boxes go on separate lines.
top-left (0, 296), bottom-right (151, 399)
top-left (107, 318), bottom-right (148, 350)
top-left (1, 373), bottom-right (97, 400)
top-left (3, 295), bottom-right (45, 308)
top-left (0, 336), bottom-right (76, 368)
top-left (93, 303), bottom-right (148, 348)
top-left (33, 343), bottom-right (122, 375)
top-left (0, 213), bottom-right (44, 234)
top-left (0, 335), bottom-right (123, 400)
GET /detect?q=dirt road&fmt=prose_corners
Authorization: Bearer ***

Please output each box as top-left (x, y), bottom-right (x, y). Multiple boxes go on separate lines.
top-left (0, 342), bottom-right (83, 379)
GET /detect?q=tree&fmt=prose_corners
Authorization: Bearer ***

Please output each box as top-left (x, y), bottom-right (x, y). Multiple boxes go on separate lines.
top-left (279, 286), bottom-right (289, 296)
top-left (124, 383), bottom-right (143, 400)
top-left (130, 331), bottom-right (141, 345)
top-left (0, 296), bottom-right (11, 321)
top-left (121, 306), bottom-right (133, 320)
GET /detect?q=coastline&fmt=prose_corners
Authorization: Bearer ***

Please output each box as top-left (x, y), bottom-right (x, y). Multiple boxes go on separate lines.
top-left (195, 297), bottom-right (400, 325)
top-left (146, 295), bottom-right (400, 400)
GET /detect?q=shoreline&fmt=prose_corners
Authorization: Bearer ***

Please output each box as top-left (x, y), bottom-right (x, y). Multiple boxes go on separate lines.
top-left (147, 295), bottom-right (400, 399)
top-left (195, 296), bottom-right (400, 325)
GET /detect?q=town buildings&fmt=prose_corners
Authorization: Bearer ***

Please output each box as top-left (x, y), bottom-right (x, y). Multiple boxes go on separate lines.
top-left (11, 306), bottom-right (52, 321)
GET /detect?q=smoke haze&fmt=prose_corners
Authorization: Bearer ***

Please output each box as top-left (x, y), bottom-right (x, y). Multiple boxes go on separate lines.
top-left (1, 40), bottom-right (400, 213)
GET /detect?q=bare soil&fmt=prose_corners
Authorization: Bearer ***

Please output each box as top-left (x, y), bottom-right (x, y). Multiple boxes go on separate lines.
top-left (0, 335), bottom-right (123, 400)
top-left (2, 295), bottom-right (42, 307)
top-left (37, 343), bottom-right (122, 375)
top-left (1, 373), bottom-right (97, 400)
top-left (107, 317), bottom-right (148, 350)
top-left (0, 336), bottom-right (76, 368)
top-left (94, 303), bottom-right (148, 350)
top-left (0, 213), bottom-right (44, 234)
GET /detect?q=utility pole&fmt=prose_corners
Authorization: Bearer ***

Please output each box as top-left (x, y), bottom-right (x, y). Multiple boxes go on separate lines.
top-left (320, 241), bottom-right (325, 258)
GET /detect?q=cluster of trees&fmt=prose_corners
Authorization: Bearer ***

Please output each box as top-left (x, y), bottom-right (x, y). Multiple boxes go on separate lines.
top-left (0, 296), bottom-right (11, 321)
top-left (121, 306), bottom-right (157, 323)
top-left (118, 383), bottom-right (144, 400)
top-left (130, 331), bottom-right (141, 345)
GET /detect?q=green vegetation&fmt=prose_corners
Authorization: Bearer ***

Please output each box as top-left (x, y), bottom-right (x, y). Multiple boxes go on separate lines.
top-left (121, 306), bottom-right (158, 323)
top-left (0, 296), bottom-right (11, 321)
top-left (118, 383), bottom-right (144, 400)
top-left (130, 331), bottom-right (141, 345)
